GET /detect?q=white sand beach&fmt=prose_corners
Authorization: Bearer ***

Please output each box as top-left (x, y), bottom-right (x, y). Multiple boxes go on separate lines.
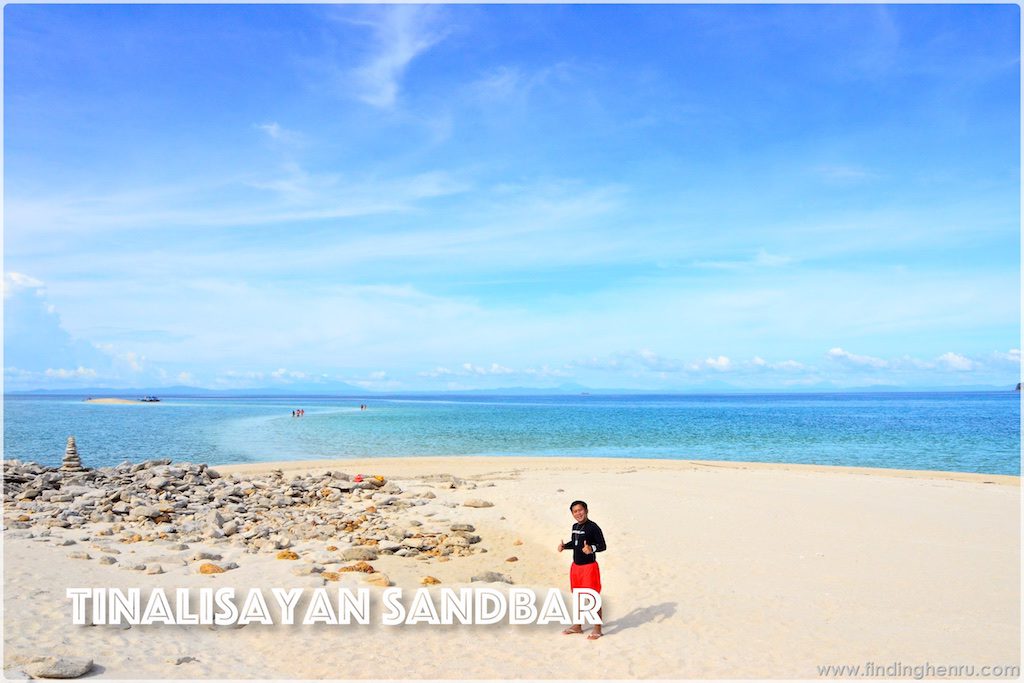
top-left (3, 457), bottom-right (1020, 679)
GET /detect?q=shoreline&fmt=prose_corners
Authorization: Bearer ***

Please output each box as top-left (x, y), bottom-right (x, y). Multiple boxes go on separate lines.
top-left (215, 455), bottom-right (1021, 486)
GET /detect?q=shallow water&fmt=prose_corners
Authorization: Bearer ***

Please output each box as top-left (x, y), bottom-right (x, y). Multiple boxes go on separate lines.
top-left (2, 392), bottom-right (1019, 475)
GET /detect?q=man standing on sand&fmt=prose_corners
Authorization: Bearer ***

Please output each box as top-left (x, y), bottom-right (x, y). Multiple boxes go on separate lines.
top-left (557, 499), bottom-right (606, 639)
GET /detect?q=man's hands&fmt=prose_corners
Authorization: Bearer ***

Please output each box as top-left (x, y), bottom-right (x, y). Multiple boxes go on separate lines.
top-left (558, 540), bottom-right (594, 554)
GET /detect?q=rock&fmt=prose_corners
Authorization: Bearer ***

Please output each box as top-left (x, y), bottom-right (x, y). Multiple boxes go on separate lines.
top-left (471, 571), bottom-right (512, 584)
top-left (130, 506), bottom-right (160, 520)
top-left (505, 556), bottom-right (518, 562)
top-left (146, 564), bottom-right (164, 575)
top-left (60, 436), bottom-right (87, 473)
top-left (338, 561), bottom-right (375, 573)
top-left (421, 576), bottom-right (441, 585)
top-left (513, 539), bottom-right (523, 546)
top-left (450, 523), bottom-right (475, 532)
top-left (339, 547), bottom-right (378, 561)
top-left (192, 551), bottom-right (222, 561)
top-left (146, 476), bottom-right (170, 490)
top-left (276, 550), bottom-right (299, 560)
top-left (198, 563), bottom-right (225, 574)
top-left (67, 552), bottom-right (91, 560)
top-left (168, 657), bottom-right (199, 665)
top-left (24, 656), bottom-right (93, 679)
top-left (98, 556), bottom-right (117, 565)
top-left (463, 499), bottom-right (494, 508)
top-left (363, 572), bottom-right (391, 587)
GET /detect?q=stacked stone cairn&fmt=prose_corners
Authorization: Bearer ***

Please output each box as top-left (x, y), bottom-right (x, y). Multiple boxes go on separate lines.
top-left (60, 436), bottom-right (87, 473)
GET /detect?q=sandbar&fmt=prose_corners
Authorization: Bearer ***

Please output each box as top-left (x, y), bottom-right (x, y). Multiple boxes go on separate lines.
top-left (3, 456), bottom-right (1019, 679)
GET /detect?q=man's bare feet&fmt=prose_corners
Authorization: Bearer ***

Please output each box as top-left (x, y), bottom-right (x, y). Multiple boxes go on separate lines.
top-left (561, 626), bottom-right (583, 635)
top-left (587, 631), bottom-right (603, 640)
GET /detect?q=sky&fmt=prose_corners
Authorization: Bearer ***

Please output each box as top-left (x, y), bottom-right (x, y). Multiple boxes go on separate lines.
top-left (3, 4), bottom-right (1021, 392)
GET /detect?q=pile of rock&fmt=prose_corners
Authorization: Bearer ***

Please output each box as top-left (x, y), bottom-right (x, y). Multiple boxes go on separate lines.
top-left (4, 457), bottom-right (486, 561)
top-left (60, 436), bottom-right (87, 473)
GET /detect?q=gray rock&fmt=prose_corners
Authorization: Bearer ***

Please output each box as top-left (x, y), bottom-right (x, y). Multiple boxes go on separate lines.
top-left (98, 556), bottom-right (117, 565)
top-left (450, 523), bottom-right (476, 532)
top-left (130, 505), bottom-right (160, 519)
top-left (463, 499), bottom-right (494, 508)
top-left (471, 571), bottom-right (513, 584)
top-left (192, 551), bottom-right (222, 561)
top-left (24, 656), bottom-right (94, 679)
top-left (66, 552), bottom-right (91, 560)
top-left (339, 547), bottom-right (378, 561)
top-left (145, 564), bottom-right (164, 575)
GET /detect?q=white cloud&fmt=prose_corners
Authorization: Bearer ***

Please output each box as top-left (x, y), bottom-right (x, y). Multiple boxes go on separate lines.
top-left (3, 272), bottom-right (44, 299)
top-left (992, 348), bottom-right (1021, 364)
top-left (462, 362), bottom-right (515, 376)
top-left (177, 372), bottom-right (194, 384)
top-left (418, 366), bottom-right (455, 378)
top-left (826, 347), bottom-right (889, 368)
top-left (348, 5), bottom-right (448, 108)
top-left (705, 355), bottom-right (732, 371)
top-left (936, 352), bottom-right (977, 371)
top-left (256, 122), bottom-right (303, 144)
top-left (694, 249), bottom-right (793, 270)
top-left (44, 366), bottom-right (97, 379)
top-left (122, 351), bottom-right (144, 373)
top-left (749, 356), bottom-right (804, 372)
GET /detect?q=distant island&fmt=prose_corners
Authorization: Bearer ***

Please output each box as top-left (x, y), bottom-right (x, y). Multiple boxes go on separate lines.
top-left (84, 397), bottom-right (159, 404)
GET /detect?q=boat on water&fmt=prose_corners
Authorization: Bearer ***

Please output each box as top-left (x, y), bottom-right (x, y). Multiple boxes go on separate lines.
top-left (140, 396), bottom-right (161, 402)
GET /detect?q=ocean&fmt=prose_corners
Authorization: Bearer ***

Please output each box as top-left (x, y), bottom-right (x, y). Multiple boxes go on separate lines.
top-left (2, 392), bottom-right (1019, 476)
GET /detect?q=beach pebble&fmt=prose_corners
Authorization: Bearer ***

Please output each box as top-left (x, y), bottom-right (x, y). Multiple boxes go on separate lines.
top-left (98, 556), bottom-right (117, 565)
top-left (129, 506), bottom-right (160, 520)
top-left (192, 551), bottom-right (222, 561)
top-left (505, 556), bottom-right (518, 562)
top-left (471, 571), bottom-right (512, 584)
top-left (421, 576), bottom-right (441, 585)
top-left (363, 572), bottom-right (391, 587)
top-left (198, 563), bottom-right (225, 574)
top-left (450, 523), bottom-right (475, 532)
top-left (66, 552), bottom-right (91, 560)
top-left (168, 656), bottom-right (198, 665)
top-left (146, 476), bottom-right (170, 490)
top-left (24, 656), bottom-right (94, 679)
top-left (340, 547), bottom-right (378, 561)
top-left (146, 564), bottom-right (164, 575)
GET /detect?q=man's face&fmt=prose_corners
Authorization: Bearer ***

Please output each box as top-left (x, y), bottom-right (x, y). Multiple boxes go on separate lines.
top-left (571, 504), bottom-right (588, 523)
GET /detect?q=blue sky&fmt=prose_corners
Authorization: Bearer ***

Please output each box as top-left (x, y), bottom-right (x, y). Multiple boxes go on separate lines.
top-left (3, 4), bottom-right (1020, 392)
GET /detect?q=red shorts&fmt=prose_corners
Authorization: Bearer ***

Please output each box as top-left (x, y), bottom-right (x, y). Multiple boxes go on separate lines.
top-left (570, 562), bottom-right (601, 593)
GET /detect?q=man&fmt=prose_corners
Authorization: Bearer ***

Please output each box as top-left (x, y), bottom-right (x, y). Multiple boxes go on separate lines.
top-left (557, 499), bottom-right (606, 639)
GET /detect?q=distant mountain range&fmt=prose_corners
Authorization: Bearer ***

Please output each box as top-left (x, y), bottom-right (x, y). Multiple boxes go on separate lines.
top-left (5, 382), bottom-right (1017, 397)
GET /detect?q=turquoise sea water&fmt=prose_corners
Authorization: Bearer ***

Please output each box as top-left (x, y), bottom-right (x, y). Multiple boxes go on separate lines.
top-left (2, 392), bottom-right (1019, 475)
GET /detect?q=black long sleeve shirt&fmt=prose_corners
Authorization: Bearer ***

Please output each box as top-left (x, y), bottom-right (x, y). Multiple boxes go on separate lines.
top-left (564, 519), bottom-right (606, 565)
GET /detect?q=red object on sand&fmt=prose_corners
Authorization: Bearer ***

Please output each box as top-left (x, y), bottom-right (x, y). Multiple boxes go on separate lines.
top-left (353, 474), bottom-right (363, 483)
